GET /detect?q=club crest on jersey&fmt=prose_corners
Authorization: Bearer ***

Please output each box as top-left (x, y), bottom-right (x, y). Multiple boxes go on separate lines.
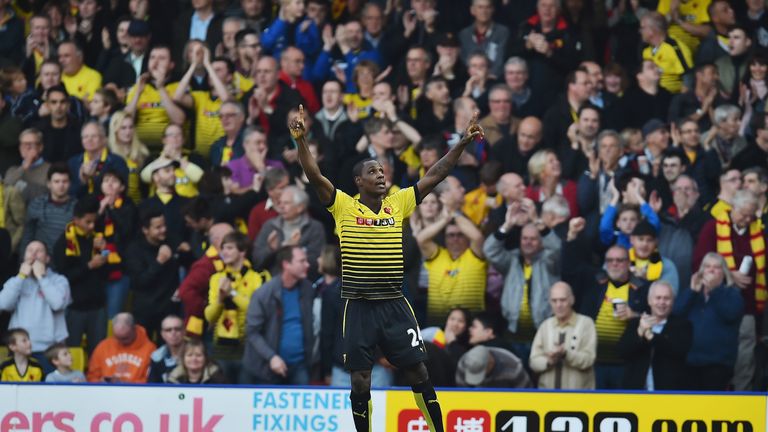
top-left (356, 217), bottom-right (395, 226)
top-left (384, 207), bottom-right (392, 215)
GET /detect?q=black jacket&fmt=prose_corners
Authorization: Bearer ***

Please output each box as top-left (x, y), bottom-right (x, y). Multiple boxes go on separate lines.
top-left (102, 51), bottom-right (150, 90)
top-left (561, 237), bottom-right (650, 320)
top-left (124, 237), bottom-right (180, 316)
top-left (617, 315), bottom-right (693, 390)
top-left (138, 194), bottom-right (191, 250)
top-left (52, 231), bottom-right (107, 311)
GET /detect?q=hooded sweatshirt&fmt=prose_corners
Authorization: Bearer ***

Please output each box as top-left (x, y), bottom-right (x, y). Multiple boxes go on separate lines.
top-left (86, 325), bottom-right (156, 383)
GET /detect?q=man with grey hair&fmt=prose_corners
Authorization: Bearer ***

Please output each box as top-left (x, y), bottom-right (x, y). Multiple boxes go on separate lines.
top-left (694, 189), bottom-right (763, 390)
top-left (530, 281), bottom-right (596, 389)
top-left (252, 185), bottom-right (326, 278)
top-left (707, 104), bottom-right (747, 168)
top-left (618, 280), bottom-right (692, 390)
top-left (210, 100), bottom-right (246, 167)
top-left (658, 174), bottom-right (708, 288)
top-left (459, 0), bottom-right (510, 77)
top-left (484, 202), bottom-right (560, 362)
top-left (479, 84), bottom-right (520, 146)
top-left (86, 312), bottom-right (157, 383)
top-left (640, 11), bottom-right (693, 94)
top-left (503, 57), bottom-right (545, 118)
top-left (67, 121), bottom-right (128, 197)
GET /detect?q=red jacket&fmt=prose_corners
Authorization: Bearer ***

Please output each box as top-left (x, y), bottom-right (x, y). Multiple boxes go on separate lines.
top-left (178, 247), bottom-right (223, 334)
top-left (247, 199), bottom-right (279, 241)
top-left (525, 180), bottom-right (579, 217)
top-left (279, 70), bottom-right (320, 114)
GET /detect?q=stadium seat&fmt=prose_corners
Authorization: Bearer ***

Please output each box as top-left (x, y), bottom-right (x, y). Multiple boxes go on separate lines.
top-left (0, 346), bottom-right (7, 360)
top-left (69, 347), bottom-right (86, 372)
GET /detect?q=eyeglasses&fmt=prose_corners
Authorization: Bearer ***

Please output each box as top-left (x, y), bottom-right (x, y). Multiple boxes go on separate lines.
top-left (162, 327), bottom-right (183, 332)
top-left (605, 257), bottom-right (628, 263)
top-left (446, 232), bottom-right (465, 238)
top-left (489, 99), bottom-right (511, 104)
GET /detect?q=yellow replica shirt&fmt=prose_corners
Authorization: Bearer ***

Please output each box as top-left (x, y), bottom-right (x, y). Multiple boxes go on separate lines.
top-left (328, 187), bottom-right (418, 300)
top-left (424, 247), bottom-right (487, 325)
top-left (342, 93), bottom-right (373, 120)
top-left (658, 0), bottom-right (711, 53)
top-left (233, 72), bottom-right (254, 99)
top-left (126, 82), bottom-right (180, 148)
top-left (205, 263), bottom-right (269, 344)
top-left (0, 358), bottom-right (44, 382)
top-left (190, 91), bottom-right (226, 158)
top-left (61, 65), bottom-right (102, 100)
top-left (595, 281), bottom-right (630, 362)
top-left (515, 263), bottom-right (535, 340)
top-left (462, 187), bottom-right (503, 226)
top-left (642, 37), bottom-right (693, 94)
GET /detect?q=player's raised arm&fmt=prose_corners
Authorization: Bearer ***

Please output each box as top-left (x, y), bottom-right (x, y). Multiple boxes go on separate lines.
top-left (416, 111), bottom-right (483, 197)
top-left (290, 104), bottom-right (335, 205)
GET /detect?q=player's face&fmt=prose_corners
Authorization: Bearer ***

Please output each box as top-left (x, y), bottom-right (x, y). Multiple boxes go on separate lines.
top-left (356, 161), bottom-right (387, 195)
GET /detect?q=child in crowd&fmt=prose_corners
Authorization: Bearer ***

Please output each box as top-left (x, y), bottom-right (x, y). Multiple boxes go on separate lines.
top-left (44, 343), bottom-right (86, 383)
top-left (600, 204), bottom-right (642, 249)
top-left (0, 328), bottom-right (44, 382)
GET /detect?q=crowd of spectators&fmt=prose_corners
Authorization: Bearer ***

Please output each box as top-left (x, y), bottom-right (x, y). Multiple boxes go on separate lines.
top-left (0, 0), bottom-right (767, 392)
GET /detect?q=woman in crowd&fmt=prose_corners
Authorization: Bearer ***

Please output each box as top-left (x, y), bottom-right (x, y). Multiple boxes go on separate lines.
top-left (168, 339), bottom-right (227, 384)
top-left (526, 149), bottom-right (579, 217)
top-left (677, 252), bottom-right (744, 391)
top-left (108, 111), bottom-right (150, 204)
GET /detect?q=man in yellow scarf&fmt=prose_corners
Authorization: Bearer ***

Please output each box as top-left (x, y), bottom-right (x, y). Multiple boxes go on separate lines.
top-left (693, 190), bottom-right (764, 391)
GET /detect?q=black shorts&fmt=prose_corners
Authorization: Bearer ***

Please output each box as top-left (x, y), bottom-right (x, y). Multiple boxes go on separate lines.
top-left (342, 297), bottom-right (428, 371)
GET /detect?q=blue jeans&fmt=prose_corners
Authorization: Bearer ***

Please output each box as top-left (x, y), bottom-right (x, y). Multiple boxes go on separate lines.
top-left (284, 363), bottom-right (310, 385)
top-left (595, 363), bottom-right (625, 389)
top-left (331, 364), bottom-right (394, 388)
top-left (106, 276), bottom-right (130, 320)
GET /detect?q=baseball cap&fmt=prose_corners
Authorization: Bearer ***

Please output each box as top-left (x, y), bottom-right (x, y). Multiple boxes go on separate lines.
top-left (461, 346), bottom-right (491, 386)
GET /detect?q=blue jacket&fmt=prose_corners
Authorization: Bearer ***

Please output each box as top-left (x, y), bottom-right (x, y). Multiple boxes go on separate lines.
top-left (67, 151), bottom-right (129, 197)
top-left (599, 203), bottom-right (660, 248)
top-left (309, 42), bottom-right (382, 92)
top-left (261, 17), bottom-right (321, 60)
top-left (209, 129), bottom-right (244, 167)
top-left (675, 285), bottom-right (744, 367)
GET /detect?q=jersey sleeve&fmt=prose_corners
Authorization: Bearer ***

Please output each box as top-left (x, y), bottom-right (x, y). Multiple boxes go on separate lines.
top-left (388, 186), bottom-right (419, 218)
top-left (327, 188), bottom-right (354, 219)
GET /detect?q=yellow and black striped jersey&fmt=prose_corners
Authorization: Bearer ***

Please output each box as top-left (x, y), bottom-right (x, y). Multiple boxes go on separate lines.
top-left (327, 186), bottom-right (419, 300)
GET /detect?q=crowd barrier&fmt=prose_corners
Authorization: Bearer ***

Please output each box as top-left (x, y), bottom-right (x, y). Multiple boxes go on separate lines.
top-left (0, 383), bottom-right (765, 431)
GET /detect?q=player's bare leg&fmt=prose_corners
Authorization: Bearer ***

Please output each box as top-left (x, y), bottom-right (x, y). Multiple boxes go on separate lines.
top-left (350, 370), bottom-right (373, 432)
top-left (403, 362), bottom-right (444, 432)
